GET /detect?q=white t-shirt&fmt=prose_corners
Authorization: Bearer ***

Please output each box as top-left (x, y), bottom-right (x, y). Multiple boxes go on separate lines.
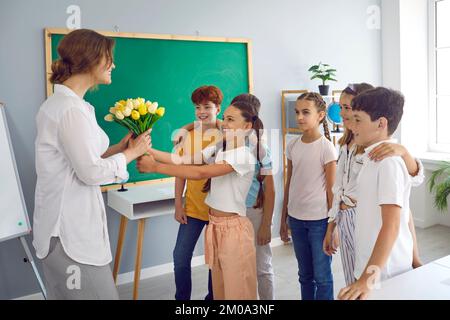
top-left (354, 140), bottom-right (413, 281)
top-left (204, 146), bottom-right (256, 216)
top-left (328, 141), bottom-right (425, 222)
top-left (286, 136), bottom-right (337, 220)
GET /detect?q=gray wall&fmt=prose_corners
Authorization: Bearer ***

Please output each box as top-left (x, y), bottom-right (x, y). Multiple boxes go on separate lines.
top-left (0, 0), bottom-right (381, 299)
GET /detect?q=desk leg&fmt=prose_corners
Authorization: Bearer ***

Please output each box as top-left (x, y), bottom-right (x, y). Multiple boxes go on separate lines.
top-left (133, 218), bottom-right (146, 300)
top-left (113, 215), bottom-right (128, 283)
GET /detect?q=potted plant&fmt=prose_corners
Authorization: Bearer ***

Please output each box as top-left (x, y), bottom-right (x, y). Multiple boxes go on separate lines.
top-left (428, 161), bottom-right (450, 213)
top-left (308, 62), bottom-right (337, 96)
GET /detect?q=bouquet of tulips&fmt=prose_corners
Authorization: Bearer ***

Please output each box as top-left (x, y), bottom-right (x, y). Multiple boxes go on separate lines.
top-left (104, 97), bottom-right (165, 137)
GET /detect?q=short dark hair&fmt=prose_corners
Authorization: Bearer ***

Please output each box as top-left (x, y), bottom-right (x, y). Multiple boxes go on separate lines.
top-left (351, 87), bottom-right (404, 136)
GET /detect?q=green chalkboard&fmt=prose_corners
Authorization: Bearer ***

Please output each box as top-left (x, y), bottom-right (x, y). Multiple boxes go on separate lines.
top-left (46, 29), bottom-right (251, 187)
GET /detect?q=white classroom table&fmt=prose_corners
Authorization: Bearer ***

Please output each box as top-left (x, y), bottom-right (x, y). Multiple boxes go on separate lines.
top-left (433, 255), bottom-right (450, 270)
top-left (107, 180), bottom-right (176, 300)
top-left (369, 255), bottom-right (450, 300)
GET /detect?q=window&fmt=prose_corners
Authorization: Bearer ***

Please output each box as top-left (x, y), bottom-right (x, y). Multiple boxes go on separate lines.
top-left (430, 0), bottom-right (450, 151)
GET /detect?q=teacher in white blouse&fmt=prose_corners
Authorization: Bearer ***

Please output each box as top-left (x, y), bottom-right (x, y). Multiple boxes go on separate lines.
top-left (33, 29), bottom-right (150, 300)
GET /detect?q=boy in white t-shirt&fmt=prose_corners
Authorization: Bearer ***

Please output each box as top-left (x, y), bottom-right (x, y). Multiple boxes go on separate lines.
top-left (338, 87), bottom-right (413, 300)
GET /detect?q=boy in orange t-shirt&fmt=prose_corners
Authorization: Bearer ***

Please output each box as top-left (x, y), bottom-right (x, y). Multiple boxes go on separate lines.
top-left (173, 85), bottom-right (222, 300)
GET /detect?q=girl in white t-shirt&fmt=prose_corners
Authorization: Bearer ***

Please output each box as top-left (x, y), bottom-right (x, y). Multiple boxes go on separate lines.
top-left (137, 99), bottom-right (266, 300)
top-left (280, 92), bottom-right (337, 300)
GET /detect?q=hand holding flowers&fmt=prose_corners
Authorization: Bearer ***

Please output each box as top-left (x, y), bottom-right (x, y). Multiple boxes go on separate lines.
top-left (122, 131), bottom-right (151, 164)
top-left (136, 153), bottom-right (158, 173)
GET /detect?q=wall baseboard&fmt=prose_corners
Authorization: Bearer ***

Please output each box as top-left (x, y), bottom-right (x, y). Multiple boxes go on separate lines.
top-left (115, 254), bottom-right (205, 286)
top-left (14, 292), bottom-right (45, 300)
top-left (414, 217), bottom-right (437, 229)
top-left (15, 237), bottom-right (286, 300)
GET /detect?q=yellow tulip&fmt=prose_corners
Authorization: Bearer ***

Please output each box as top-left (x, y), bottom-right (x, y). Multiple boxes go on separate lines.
top-left (156, 107), bottom-right (165, 117)
top-left (138, 104), bottom-right (148, 116)
top-left (104, 114), bottom-right (114, 122)
top-left (116, 104), bottom-right (125, 113)
top-left (131, 110), bottom-right (140, 120)
top-left (118, 100), bottom-right (127, 106)
top-left (137, 97), bottom-right (145, 105)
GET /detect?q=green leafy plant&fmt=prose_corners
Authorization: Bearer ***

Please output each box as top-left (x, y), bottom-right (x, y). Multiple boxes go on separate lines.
top-left (308, 62), bottom-right (337, 85)
top-left (428, 161), bottom-right (450, 212)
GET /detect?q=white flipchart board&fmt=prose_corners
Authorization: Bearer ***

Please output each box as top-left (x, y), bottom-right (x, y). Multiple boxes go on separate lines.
top-left (0, 103), bottom-right (31, 242)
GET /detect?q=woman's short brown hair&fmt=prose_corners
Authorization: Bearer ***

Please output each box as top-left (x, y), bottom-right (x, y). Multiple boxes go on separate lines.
top-left (50, 29), bottom-right (115, 84)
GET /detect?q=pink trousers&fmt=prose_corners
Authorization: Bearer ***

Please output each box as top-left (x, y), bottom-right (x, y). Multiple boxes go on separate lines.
top-left (205, 214), bottom-right (257, 300)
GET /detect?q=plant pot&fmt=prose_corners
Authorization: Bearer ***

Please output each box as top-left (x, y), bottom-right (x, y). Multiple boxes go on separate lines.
top-left (318, 85), bottom-right (330, 96)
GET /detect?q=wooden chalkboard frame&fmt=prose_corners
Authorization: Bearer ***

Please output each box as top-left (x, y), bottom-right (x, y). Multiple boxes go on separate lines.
top-left (44, 28), bottom-right (253, 192)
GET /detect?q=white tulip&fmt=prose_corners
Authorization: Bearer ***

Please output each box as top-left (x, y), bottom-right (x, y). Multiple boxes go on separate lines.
top-left (125, 99), bottom-right (133, 110)
top-left (147, 102), bottom-right (158, 114)
top-left (115, 110), bottom-right (125, 120)
top-left (123, 107), bottom-right (132, 117)
top-left (109, 107), bottom-right (116, 114)
top-left (133, 99), bottom-right (140, 108)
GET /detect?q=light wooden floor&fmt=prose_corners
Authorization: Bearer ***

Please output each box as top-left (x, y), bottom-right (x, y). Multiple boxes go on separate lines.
top-left (117, 225), bottom-right (450, 300)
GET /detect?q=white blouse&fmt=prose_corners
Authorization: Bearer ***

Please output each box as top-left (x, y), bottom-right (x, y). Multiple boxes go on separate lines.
top-left (33, 84), bottom-right (128, 266)
top-left (328, 141), bottom-right (425, 222)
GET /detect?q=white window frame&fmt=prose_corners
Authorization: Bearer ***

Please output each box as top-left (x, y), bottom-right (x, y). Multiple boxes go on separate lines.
top-left (428, 0), bottom-right (450, 153)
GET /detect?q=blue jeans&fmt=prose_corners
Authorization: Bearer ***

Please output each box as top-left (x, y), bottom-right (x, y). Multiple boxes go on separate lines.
top-left (173, 216), bottom-right (213, 300)
top-left (288, 216), bottom-right (334, 300)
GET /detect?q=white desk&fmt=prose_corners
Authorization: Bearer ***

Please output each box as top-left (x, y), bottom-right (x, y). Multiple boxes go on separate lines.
top-left (433, 255), bottom-right (450, 270)
top-left (107, 181), bottom-right (175, 300)
top-left (369, 256), bottom-right (450, 300)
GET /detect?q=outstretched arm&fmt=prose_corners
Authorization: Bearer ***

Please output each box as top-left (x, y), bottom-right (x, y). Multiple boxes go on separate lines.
top-left (149, 147), bottom-right (207, 166)
top-left (137, 154), bottom-right (234, 180)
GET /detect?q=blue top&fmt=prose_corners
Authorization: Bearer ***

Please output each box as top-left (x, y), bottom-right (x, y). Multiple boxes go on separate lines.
top-left (245, 143), bottom-right (272, 208)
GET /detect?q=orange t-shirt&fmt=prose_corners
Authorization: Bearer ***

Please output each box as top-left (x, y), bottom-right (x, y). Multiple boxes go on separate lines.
top-left (179, 129), bottom-right (218, 221)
